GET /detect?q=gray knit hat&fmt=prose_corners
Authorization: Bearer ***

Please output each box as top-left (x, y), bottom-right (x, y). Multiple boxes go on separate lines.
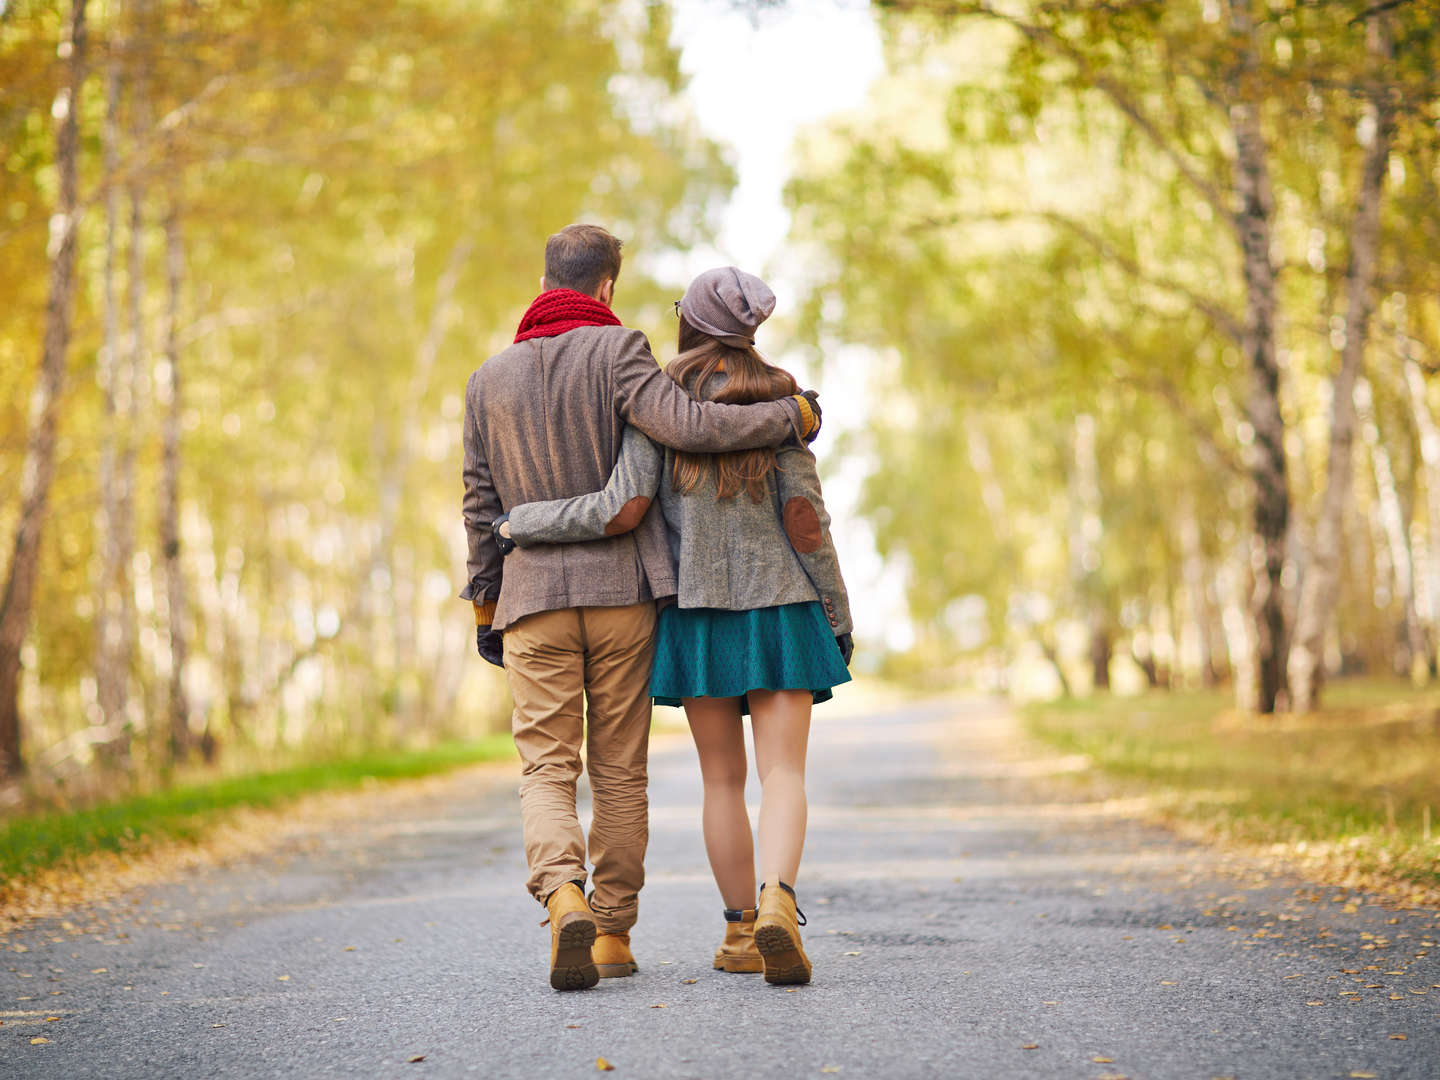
top-left (679, 266), bottom-right (776, 348)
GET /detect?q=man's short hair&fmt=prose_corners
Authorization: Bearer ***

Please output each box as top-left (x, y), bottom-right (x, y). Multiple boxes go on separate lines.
top-left (544, 224), bottom-right (623, 295)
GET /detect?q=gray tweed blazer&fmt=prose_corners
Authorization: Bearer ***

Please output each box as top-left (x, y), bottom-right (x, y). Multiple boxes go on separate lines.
top-left (506, 400), bottom-right (852, 636)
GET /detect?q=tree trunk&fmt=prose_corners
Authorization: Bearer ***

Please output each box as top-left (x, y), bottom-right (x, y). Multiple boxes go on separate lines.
top-left (1219, 537), bottom-right (1260, 710)
top-left (1089, 620), bottom-right (1112, 690)
top-left (94, 38), bottom-right (131, 767)
top-left (1129, 626), bottom-right (1160, 690)
top-left (1178, 497), bottom-right (1219, 687)
top-left (1069, 413), bottom-right (1108, 691)
top-left (1403, 356), bottom-right (1440, 673)
top-left (160, 200), bottom-right (191, 763)
top-left (1286, 18), bottom-right (1395, 712)
top-left (1039, 637), bottom-right (1073, 698)
top-left (0, 0), bottom-right (89, 781)
top-left (1226, 4), bottom-right (1288, 714)
top-left (115, 0), bottom-right (148, 753)
top-left (1355, 376), bottom-right (1427, 680)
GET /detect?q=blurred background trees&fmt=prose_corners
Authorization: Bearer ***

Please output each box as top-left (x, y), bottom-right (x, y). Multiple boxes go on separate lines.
top-left (0, 0), bottom-right (729, 794)
top-left (786, 0), bottom-right (1440, 712)
top-left (5, 0), bottom-right (1440, 807)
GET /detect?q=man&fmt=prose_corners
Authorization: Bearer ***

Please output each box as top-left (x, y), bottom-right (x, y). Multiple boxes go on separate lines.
top-left (460, 224), bottom-right (820, 991)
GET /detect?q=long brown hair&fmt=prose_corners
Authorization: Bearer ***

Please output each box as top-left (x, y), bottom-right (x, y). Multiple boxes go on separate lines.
top-left (667, 316), bottom-right (799, 502)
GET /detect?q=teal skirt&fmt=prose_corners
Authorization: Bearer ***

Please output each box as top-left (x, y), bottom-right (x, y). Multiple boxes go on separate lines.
top-left (650, 601), bottom-right (851, 713)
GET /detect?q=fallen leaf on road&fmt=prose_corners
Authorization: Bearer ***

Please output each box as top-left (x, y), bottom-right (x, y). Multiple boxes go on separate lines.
top-left (650, 1004), bottom-right (666, 1009)
top-left (1093, 1057), bottom-right (1114, 1063)
top-left (1305, 1001), bottom-right (1324, 1006)
top-left (1160, 981), bottom-right (1177, 986)
top-left (1282, 974), bottom-right (1304, 979)
top-left (211, 1023), bottom-right (226, 1028)
top-left (1390, 1034), bottom-right (1407, 1040)
top-left (30, 1036), bottom-right (49, 1044)
top-left (1349, 1072), bottom-right (1377, 1079)
top-left (344, 946), bottom-right (356, 952)
top-left (1365, 983), bottom-right (1384, 988)
top-left (1389, 994), bottom-right (1403, 1000)
top-left (596, 1057), bottom-right (615, 1071)
top-left (1043, 1001), bottom-right (1059, 1005)
top-left (408, 1055), bottom-right (426, 1063)
top-left (277, 975), bottom-right (291, 982)
top-left (843, 951), bottom-right (861, 956)
top-left (682, 979), bottom-right (697, 985)
top-left (821, 1068), bottom-right (840, 1074)
top-left (1021, 1044), bottom-right (1038, 1050)
top-left (90, 968), bottom-right (107, 974)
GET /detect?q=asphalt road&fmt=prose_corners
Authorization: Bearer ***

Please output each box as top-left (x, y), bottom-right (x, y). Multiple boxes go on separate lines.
top-left (4, 697), bottom-right (1438, 1080)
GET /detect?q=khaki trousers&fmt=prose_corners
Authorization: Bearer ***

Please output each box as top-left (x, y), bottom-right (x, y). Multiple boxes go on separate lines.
top-left (503, 602), bottom-right (656, 935)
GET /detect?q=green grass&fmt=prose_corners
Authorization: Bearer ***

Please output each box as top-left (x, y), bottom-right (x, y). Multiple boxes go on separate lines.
top-left (1024, 679), bottom-right (1440, 895)
top-left (0, 734), bottom-right (516, 886)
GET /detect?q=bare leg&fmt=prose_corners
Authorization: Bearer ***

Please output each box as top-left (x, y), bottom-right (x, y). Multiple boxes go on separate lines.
top-left (748, 689), bottom-right (812, 888)
top-left (684, 696), bottom-right (755, 909)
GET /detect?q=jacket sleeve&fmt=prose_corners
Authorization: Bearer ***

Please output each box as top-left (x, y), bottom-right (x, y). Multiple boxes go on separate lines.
top-left (460, 370), bottom-right (502, 626)
top-left (774, 444), bottom-right (852, 636)
top-left (506, 425), bottom-right (664, 546)
top-left (610, 329), bottom-right (818, 451)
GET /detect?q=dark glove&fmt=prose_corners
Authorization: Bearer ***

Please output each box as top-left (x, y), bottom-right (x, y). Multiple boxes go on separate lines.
top-left (800, 389), bottom-right (822, 443)
top-left (492, 512), bottom-right (516, 556)
top-left (476, 625), bottom-right (504, 667)
top-left (835, 632), bottom-right (853, 666)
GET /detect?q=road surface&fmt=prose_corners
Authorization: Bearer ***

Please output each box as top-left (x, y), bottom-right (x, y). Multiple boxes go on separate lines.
top-left (4, 697), bottom-right (1437, 1078)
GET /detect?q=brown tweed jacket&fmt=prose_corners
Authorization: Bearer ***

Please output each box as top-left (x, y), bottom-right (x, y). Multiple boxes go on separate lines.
top-left (461, 325), bottom-right (811, 631)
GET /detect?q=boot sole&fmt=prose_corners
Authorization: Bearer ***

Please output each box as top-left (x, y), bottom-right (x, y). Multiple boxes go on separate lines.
top-left (754, 923), bottom-right (811, 985)
top-left (713, 954), bottom-right (764, 974)
top-left (550, 916), bottom-right (599, 991)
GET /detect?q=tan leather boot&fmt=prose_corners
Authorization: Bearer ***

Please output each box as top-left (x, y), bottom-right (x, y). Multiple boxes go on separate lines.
top-left (544, 882), bottom-right (598, 991)
top-left (593, 932), bottom-right (639, 978)
top-left (713, 908), bottom-right (762, 973)
top-left (754, 882), bottom-right (811, 985)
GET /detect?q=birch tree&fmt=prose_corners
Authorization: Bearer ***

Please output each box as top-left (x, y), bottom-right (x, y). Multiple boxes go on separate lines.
top-left (1287, 17), bottom-right (1397, 712)
top-left (0, 0), bottom-right (89, 780)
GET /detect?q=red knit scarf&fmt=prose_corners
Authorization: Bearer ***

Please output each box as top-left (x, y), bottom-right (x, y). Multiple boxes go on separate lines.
top-left (514, 288), bottom-right (622, 343)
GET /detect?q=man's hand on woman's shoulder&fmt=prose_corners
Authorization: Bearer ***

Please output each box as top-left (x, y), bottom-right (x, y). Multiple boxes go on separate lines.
top-left (792, 389), bottom-right (822, 443)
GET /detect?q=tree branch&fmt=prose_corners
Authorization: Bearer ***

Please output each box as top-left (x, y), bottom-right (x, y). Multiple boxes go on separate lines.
top-left (906, 208), bottom-right (1245, 342)
top-left (879, 0), bottom-right (1233, 220)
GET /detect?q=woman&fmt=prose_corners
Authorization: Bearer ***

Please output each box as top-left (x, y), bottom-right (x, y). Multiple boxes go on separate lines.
top-left (496, 267), bottom-right (852, 986)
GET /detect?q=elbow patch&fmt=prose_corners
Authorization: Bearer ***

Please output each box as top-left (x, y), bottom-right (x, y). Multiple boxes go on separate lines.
top-left (605, 496), bottom-right (652, 536)
top-left (783, 496), bottom-right (823, 554)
